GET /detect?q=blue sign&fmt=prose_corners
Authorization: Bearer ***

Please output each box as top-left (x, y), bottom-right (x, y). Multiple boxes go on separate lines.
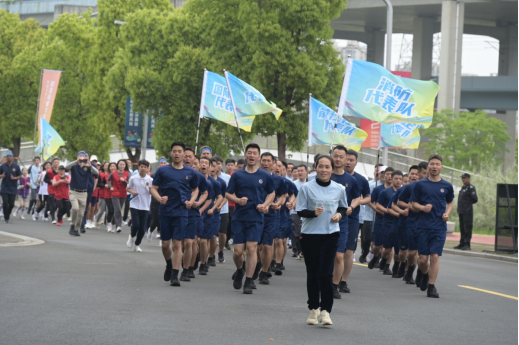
top-left (147, 114), bottom-right (155, 149)
top-left (124, 97), bottom-right (143, 148)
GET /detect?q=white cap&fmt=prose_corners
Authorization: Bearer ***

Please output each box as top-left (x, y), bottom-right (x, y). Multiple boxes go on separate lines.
top-left (90, 155), bottom-right (99, 162)
top-left (379, 165), bottom-right (388, 172)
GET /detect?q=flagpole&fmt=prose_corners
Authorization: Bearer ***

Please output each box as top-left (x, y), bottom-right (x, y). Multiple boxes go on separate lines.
top-left (223, 70), bottom-right (245, 153)
top-left (307, 93), bottom-right (312, 167)
top-left (382, 0), bottom-right (393, 166)
top-left (331, 55), bottom-right (352, 155)
top-left (196, 69), bottom-right (208, 154)
top-left (32, 69), bottom-right (44, 159)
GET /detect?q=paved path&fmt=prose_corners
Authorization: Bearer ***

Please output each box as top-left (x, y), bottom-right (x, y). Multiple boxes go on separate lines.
top-left (0, 219), bottom-right (517, 345)
top-left (447, 232), bottom-right (495, 245)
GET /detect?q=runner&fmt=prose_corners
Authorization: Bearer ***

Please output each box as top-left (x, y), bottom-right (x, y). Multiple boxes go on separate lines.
top-left (94, 162), bottom-right (110, 229)
top-left (14, 168), bottom-right (30, 219)
top-left (224, 158), bottom-right (236, 250)
top-left (236, 159), bottom-right (245, 170)
top-left (27, 157), bottom-right (40, 217)
top-left (34, 162), bottom-right (51, 222)
top-left (85, 155), bottom-right (100, 229)
top-left (65, 152), bottom-right (99, 236)
top-left (151, 141), bottom-right (199, 287)
top-left (200, 146), bottom-right (212, 159)
top-left (411, 155), bottom-right (454, 298)
top-left (214, 156), bottom-right (231, 264)
top-left (148, 158), bottom-right (169, 241)
top-left (207, 158), bottom-right (224, 267)
top-left (126, 159), bottom-right (153, 253)
top-left (296, 155), bottom-right (347, 327)
top-left (52, 165), bottom-right (71, 226)
top-left (0, 152), bottom-right (22, 224)
top-left (44, 158), bottom-right (60, 224)
top-left (360, 163), bottom-right (383, 264)
top-left (225, 143), bottom-right (275, 294)
top-left (108, 159), bottom-right (130, 233)
top-left (290, 165), bottom-right (307, 258)
top-left (330, 145), bottom-right (360, 299)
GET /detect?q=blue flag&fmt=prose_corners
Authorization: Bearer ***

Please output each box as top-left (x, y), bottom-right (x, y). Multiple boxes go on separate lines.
top-left (39, 118), bottom-right (65, 160)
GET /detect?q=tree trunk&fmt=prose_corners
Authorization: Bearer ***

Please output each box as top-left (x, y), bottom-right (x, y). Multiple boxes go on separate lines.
top-left (11, 136), bottom-right (21, 163)
top-left (277, 132), bottom-right (286, 162)
top-left (126, 147), bottom-right (141, 168)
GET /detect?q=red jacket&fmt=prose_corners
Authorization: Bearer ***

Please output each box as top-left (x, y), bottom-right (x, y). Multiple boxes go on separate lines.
top-left (53, 175), bottom-right (70, 200)
top-left (110, 171), bottom-right (129, 198)
top-left (46, 169), bottom-right (57, 195)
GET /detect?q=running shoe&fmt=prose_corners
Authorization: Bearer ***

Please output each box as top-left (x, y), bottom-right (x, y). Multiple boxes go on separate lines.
top-left (156, 233), bottom-right (161, 238)
top-left (20, 215), bottom-right (25, 220)
top-left (243, 279), bottom-right (253, 294)
top-left (339, 281), bottom-right (350, 293)
top-left (233, 269), bottom-right (245, 290)
top-left (258, 272), bottom-right (269, 285)
top-left (198, 264), bottom-right (207, 276)
top-left (164, 267), bottom-right (172, 281)
top-left (332, 285), bottom-right (341, 299)
top-left (116, 226), bottom-right (121, 233)
top-left (56, 220), bottom-right (63, 226)
top-left (134, 245), bottom-right (142, 252)
top-left (170, 274), bottom-right (180, 287)
top-left (218, 251), bottom-right (225, 263)
top-left (319, 311), bottom-right (333, 326)
top-left (427, 285), bottom-right (439, 298)
top-left (107, 224), bottom-right (112, 232)
top-left (224, 243), bottom-right (231, 250)
top-left (127, 235), bottom-right (134, 248)
top-left (147, 231), bottom-right (153, 242)
top-left (420, 272), bottom-right (429, 291)
top-left (307, 309), bottom-right (320, 325)
top-left (32, 214), bottom-right (38, 222)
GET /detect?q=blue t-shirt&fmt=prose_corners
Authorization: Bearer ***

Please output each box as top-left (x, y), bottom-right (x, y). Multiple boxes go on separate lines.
top-left (188, 171), bottom-right (208, 216)
top-left (331, 172), bottom-right (361, 220)
top-left (204, 176), bottom-right (215, 215)
top-left (0, 163), bottom-right (22, 194)
top-left (371, 183), bottom-right (386, 204)
top-left (410, 178), bottom-right (455, 231)
top-left (152, 164), bottom-right (199, 217)
top-left (351, 172), bottom-right (370, 219)
top-left (226, 168), bottom-right (275, 222)
top-left (398, 182), bottom-right (419, 229)
top-left (281, 178), bottom-right (296, 217)
top-left (392, 187), bottom-right (407, 228)
top-left (266, 174), bottom-right (287, 220)
top-left (212, 176), bottom-right (225, 216)
top-left (387, 192), bottom-right (401, 233)
top-left (151, 173), bottom-right (160, 204)
top-left (379, 187), bottom-right (397, 228)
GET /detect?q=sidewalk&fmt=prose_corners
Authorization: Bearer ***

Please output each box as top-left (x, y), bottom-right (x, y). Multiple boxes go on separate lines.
top-left (447, 232), bottom-right (494, 245)
top-left (0, 231), bottom-right (45, 247)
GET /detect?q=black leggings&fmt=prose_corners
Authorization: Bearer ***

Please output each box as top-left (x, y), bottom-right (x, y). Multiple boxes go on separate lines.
top-left (36, 195), bottom-right (49, 214)
top-left (149, 202), bottom-right (160, 233)
top-left (56, 199), bottom-right (71, 222)
top-left (105, 198), bottom-right (114, 224)
top-left (123, 194), bottom-right (130, 222)
top-left (28, 199), bottom-right (37, 215)
top-left (47, 194), bottom-right (56, 221)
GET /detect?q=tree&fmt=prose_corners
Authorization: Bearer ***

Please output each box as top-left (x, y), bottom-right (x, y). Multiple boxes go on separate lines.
top-left (37, 12), bottom-right (112, 161)
top-left (106, 8), bottom-right (253, 159)
top-left (422, 110), bottom-right (511, 170)
top-left (0, 11), bottom-right (44, 159)
top-left (183, 0), bottom-right (346, 161)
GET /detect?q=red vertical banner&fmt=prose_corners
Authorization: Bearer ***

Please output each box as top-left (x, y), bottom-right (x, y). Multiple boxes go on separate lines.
top-left (38, 70), bottom-right (61, 123)
top-left (360, 119), bottom-right (381, 148)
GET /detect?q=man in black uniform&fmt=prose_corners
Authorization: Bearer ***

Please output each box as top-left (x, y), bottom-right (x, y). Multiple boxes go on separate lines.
top-left (454, 173), bottom-right (478, 250)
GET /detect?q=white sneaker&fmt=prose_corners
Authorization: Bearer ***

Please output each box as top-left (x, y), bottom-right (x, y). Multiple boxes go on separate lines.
top-left (147, 231), bottom-right (153, 242)
top-left (12, 211), bottom-right (17, 218)
top-left (353, 255), bottom-right (356, 262)
top-left (52, 220), bottom-right (57, 224)
top-left (307, 309), bottom-right (320, 325)
top-left (20, 215), bottom-right (25, 220)
top-left (32, 214), bottom-right (38, 222)
top-left (122, 221), bottom-right (127, 226)
top-left (44, 218), bottom-right (49, 222)
top-left (67, 217), bottom-right (71, 222)
top-left (156, 233), bottom-right (160, 238)
top-left (228, 239), bottom-right (233, 245)
top-left (127, 235), bottom-right (134, 248)
top-left (159, 240), bottom-right (162, 247)
top-left (134, 245), bottom-right (142, 252)
top-left (116, 226), bottom-right (122, 233)
top-left (107, 224), bottom-right (112, 232)
top-left (319, 310), bottom-right (333, 326)
top-left (94, 221), bottom-right (99, 229)
top-left (367, 251), bottom-right (374, 262)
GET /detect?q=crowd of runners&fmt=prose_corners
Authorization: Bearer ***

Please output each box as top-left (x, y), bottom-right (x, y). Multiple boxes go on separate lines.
top-left (0, 143), bottom-right (453, 326)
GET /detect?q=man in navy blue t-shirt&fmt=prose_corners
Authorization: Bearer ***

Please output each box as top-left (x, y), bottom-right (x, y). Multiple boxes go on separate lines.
top-left (225, 143), bottom-right (275, 294)
top-left (0, 152), bottom-right (22, 223)
top-left (411, 155), bottom-right (454, 298)
top-left (207, 159), bottom-right (224, 268)
top-left (330, 146), bottom-right (360, 298)
top-left (151, 141), bottom-right (199, 287)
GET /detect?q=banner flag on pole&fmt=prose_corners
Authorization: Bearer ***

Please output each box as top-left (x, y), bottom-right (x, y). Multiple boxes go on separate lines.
top-left (224, 71), bottom-right (282, 119)
top-left (36, 70), bottom-right (61, 143)
top-left (337, 59), bottom-right (438, 128)
top-left (39, 118), bottom-right (65, 160)
top-left (360, 119), bottom-right (422, 149)
top-left (308, 96), bottom-right (367, 150)
top-left (124, 97), bottom-right (143, 148)
top-left (146, 114), bottom-right (155, 149)
top-left (199, 70), bottom-right (254, 131)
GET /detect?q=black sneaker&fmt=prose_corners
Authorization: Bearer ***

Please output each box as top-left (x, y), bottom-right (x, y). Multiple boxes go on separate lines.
top-left (179, 270), bottom-right (190, 282)
top-left (218, 251), bottom-right (225, 263)
top-left (453, 244), bottom-right (463, 249)
top-left (275, 263), bottom-right (283, 276)
top-left (420, 272), bottom-right (429, 291)
top-left (359, 254), bottom-right (367, 264)
top-left (266, 271), bottom-right (272, 278)
top-left (461, 245), bottom-right (471, 250)
top-left (292, 252), bottom-right (298, 258)
top-left (224, 243), bottom-right (231, 250)
top-left (193, 252), bottom-right (200, 270)
top-left (252, 261), bottom-right (262, 280)
top-left (383, 265), bottom-right (392, 275)
top-left (398, 261), bottom-right (407, 278)
top-left (333, 285), bottom-right (342, 299)
top-left (378, 257), bottom-right (387, 272)
top-left (406, 278), bottom-right (415, 285)
top-left (427, 285), bottom-right (439, 298)
top-left (339, 281), bottom-right (350, 293)
top-left (187, 268), bottom-right (196, 279)
top-left (69, 226), bottom-right (79, 236)
top-left (269, 260), bottom-right (276, 272)
top-left (259, 272), bottom-right (270, 285)
top-left (243, 279), bottom-right (253, 294)
top-left (391, 262), bottom-right (400, 278)
top-left (368, 256), bottom-right (377, 269)
top-left (415, 269), bottom-right (423, 288)
top-left (199, 264), bottom-right (207, 276)
top-left (404, 265), bottom-right (416, 283)
top-left (251, 280), bottom-right (257, 289)
top-left (164, 267), bottom-right (172, 281)
top-left (80, 228), bottom-right (86, 233)
top-left (233, 269), bottom-right (245, 290)
top-left (232, 270), bottom-right (237, 281)
top-left (374, 255), bottom-right (381, 268)
top-left (170, 274), bottom-right (181, 287)
top-left (280, 261), bottom-right (285, 270)
top-left (208, 257), bottom-right (216, 267)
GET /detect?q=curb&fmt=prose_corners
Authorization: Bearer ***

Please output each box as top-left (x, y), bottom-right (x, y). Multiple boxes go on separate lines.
top-left (0, 231), bottom-right (45, 247)
top-left (443, 248), bottom-right (517, 263)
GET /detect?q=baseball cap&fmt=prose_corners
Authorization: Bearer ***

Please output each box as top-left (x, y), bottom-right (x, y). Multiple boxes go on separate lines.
top-left (90, 155), bottom-right (98, 162)
top-left (461, 173), bottom-right (470, 178)
top-left (58, 165), bottom-right (65, 170)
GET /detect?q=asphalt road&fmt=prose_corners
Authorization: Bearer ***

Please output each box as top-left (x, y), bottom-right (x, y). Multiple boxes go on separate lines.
top-left (0, 219), bottom-right (517, 345)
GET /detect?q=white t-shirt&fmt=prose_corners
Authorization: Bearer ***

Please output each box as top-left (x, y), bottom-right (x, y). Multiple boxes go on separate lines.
top-left (290, 179), bottom-right (306, 215)
top-left (219, 172), bottom-right (231, 214)
top-left (38, 172), bottom-right (48, 195)
top-left (127, 174), bottom-right (153, 211)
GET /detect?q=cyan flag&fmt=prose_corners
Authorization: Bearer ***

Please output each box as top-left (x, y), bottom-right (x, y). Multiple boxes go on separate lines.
top-left (380, 123), bottom-right (423, 149)
top-left (308, 96), bottom-right (367, 150)
top-left (39, 118), bottom-right (65, 159)
top-left (337, 59), bottom-right (438, 128)
top-left (199, 71), bottom-right (254, 131)
top-left (224, 71), bottom-right (282, 120)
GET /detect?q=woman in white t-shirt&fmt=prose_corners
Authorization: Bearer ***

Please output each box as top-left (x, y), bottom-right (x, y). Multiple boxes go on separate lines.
top-left (34, 162), bottom-right (50, 221)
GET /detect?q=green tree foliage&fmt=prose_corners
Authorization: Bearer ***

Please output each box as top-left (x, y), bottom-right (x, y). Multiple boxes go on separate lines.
top-left (0, 11), bottom-right (44, 158)
top-left (422, 110), bottom-right (511, 170)
top-left (184, 0), bottom-right (347, 161)
top-left (38, 12), bottom-right (112, 161)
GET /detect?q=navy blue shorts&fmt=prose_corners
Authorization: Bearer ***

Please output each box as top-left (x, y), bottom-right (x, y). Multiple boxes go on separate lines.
top-left (185, 215), bottom-right (199, 240)
top-left (383, 232), bottom-right (399, 255)
top-left (336, 218), bottom-right (349, 253)
top-left (196, 216), bottom-right (204, 238)
top-left (212, 213), bottom-right (221, 236)
top-left (159, 215), bottom-right (187, 241)
top-left (346, 217), bottom-right (360, 251)
top-left (373, 219), bottom-right (384, 246)
top-left (382, 225), bottom-right (395, 249)
top-left (406, 227), bottom-right (418, 251)
top-left (417, 228), bottom-right (446, 256)
top-left (284, 214), bottom-right (293, 238)
top-left (276, 216), bottom-right (288, 239)
top-left (202, 214), bottom-right (213, 239)
top-left (261, 217), bottom-right (278, 246)
top-left (232, 220), bottom-right (263, 244)
top-left (398, 225), bottom-right (408, 250)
